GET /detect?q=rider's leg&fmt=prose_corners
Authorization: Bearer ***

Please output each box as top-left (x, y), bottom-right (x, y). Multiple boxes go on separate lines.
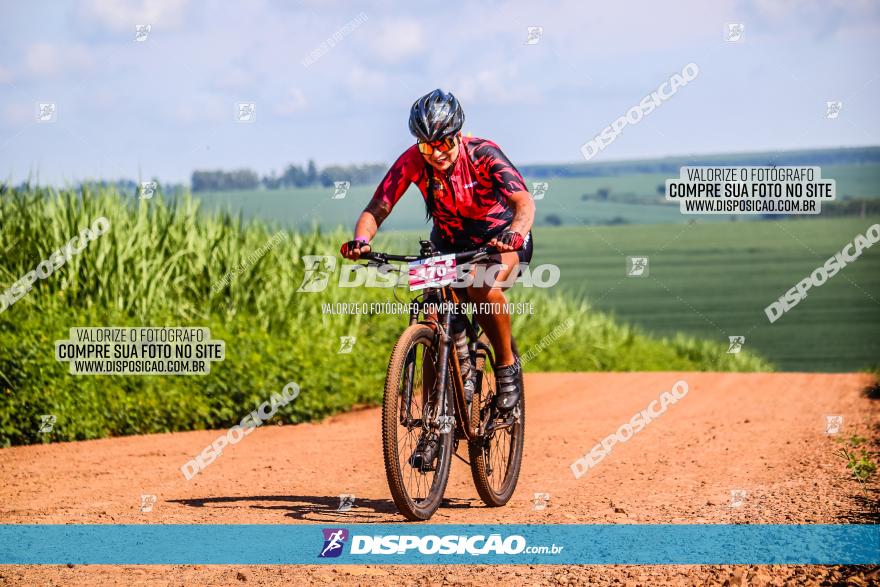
top-left (466, 251), bottom-right (520, 367)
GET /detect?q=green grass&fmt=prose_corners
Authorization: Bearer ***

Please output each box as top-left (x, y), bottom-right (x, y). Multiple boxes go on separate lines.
top-left (0, 186), bottom-right (767, 446)
top-left (835, 435), bottom-right (877, 484)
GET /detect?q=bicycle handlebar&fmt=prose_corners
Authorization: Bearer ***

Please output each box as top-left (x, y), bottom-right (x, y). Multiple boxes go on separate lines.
top-left (360, 245), bottom-right (499, 265)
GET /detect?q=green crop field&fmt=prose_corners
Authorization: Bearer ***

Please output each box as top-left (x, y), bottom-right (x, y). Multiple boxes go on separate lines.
top-left (535, 218), bottom-right (880, 372)
top-left (193, 162), bottom-right (880, 230)
top-left (378, 216), bottom-right (880, 373)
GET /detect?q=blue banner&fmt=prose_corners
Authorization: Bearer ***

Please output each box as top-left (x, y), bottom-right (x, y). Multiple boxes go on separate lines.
top-left (1, 524), bottom-right (876, 565)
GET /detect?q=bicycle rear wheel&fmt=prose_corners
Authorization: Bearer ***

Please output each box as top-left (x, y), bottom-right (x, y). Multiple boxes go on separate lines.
top-left (468, 336), bottom-right (525, 507)
top-left (382, 323), bottom-right (454, 521)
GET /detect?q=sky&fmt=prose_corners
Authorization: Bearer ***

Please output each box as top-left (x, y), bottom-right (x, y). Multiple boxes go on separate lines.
top-left (1, 0), bottom-right (879, 184)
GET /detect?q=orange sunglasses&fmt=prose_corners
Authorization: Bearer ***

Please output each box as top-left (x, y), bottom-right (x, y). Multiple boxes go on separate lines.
top-left (417, 134), bottom-right (458, 155)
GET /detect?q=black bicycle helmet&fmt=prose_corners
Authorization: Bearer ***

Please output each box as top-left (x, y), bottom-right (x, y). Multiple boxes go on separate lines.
top-left (408, 89), bottom-right (464, 142)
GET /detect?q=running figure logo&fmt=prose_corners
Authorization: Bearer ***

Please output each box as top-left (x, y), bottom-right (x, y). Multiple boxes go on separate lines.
top-left (37, 103), bottom-right (57, 123)
top-left (825, 415), bottom-right (843, 434)
top-left (532, 492), bottom-right (550, 511)
top-left (338, 336), bottom-right (357, 354)
top-left (140, 494), bottom-right (157, 512)
top-left (725, 23), bottom-right (744, 42)
top-left (727, 336), bottom-right (745, 354)
top-left (531, 182), bottom-right (549, 201)
top-left (729, 489), bottom-right (747, 508)
top-left (134, 24), bottom-right (152, 42)
top-left (297, 256), bottom-right (336, 292)
top-left (38, 414), bottom-right (56, 433)
top-left (337, 494), bottom-right (356, 512)
top-left (319, 528), bottom-right (349, 558)
top-left (626, 256), bottom-right (649, 277)
top-left (332, 181), bottom-right (350, 200)
top-left (236, 102), bottom-right (256, 123)
top-left (824, 101), bottom-right (843, 120)
top-left (524, 26), bottom-right (543, 45)
top-left (140, 181), bottom-right (157, 200)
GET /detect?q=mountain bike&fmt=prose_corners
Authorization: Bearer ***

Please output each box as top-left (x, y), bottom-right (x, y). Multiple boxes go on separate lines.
top-left (361, 240), bottom-right (525, 521)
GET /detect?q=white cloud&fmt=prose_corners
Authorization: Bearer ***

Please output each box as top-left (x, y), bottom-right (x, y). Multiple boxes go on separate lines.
top-left (746, 0), bottom-right (880, 37)
top-left (173, 94), bottom-right (226, 124)
top-left (24, 43), bottom-right (95, 78)
top-left (2, 102), bottom-right (32, 125)
top-left (274, 88), bottom-right (308, 115)
top-left (78, 0), bottom-right (191, 32)
top-left (344, 65), bottom-right (387, 94)
top-left (452, 64), bottom-right (541, 106)
top-left (213, 66), bottom-right (254, 90)
top-left (367, 18), bottom-right (425, 64)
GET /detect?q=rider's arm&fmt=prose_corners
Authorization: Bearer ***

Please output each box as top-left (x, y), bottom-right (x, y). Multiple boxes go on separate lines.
top-left (360, 147), bottom-right (420, 234)
top-left (506, 190), bottom-right (535, 237)
top-left (477, 140), bottom-right (535, 250)
top-left (352, 210), bottom-right (380, 243)
top-left (342, 148), bottom-right (419, 259)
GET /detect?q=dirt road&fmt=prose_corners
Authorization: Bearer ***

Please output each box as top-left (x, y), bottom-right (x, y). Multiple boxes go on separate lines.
top-left (1, 372), bottom-right (877, 585)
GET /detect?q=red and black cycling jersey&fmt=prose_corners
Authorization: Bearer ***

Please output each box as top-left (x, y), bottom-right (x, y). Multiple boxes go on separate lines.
top-left (365, 136), bottom-right (528, 250)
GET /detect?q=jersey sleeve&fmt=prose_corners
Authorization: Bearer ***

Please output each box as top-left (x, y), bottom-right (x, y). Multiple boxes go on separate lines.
top-left (473, 140), bottom-right (528, 199)
top-left (364, 147), bottom-right (420, 221)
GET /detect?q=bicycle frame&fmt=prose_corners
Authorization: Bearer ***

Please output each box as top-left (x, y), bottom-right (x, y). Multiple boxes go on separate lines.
top-left (417, 284), bottom-right (490, 443)
top-left (363, 241), bottom-right (498, 442)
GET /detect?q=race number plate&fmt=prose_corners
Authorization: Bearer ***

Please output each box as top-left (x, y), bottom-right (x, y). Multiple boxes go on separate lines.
top-left (408, 254), bottom-right (456, 291)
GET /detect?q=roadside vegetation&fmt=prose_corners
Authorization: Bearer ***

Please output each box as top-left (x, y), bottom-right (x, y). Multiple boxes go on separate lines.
top-left (0, 186), bottom-right (770, 446)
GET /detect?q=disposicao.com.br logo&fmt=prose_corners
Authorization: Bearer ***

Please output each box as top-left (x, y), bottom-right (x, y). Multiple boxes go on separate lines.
top-left (318, 528), bottom-right (563, 557)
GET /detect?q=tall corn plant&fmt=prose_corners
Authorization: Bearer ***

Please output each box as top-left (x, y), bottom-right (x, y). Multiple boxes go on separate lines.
top-left (0, 186), bottom-right (363, 326)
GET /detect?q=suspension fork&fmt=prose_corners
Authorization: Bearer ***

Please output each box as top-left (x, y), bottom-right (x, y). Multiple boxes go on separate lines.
top-left (431, 311), bottom-right (453, 430)
top-left (400, 348), bottom-right (417, 426)
top-left (398, 292), bottom-right (440, 427)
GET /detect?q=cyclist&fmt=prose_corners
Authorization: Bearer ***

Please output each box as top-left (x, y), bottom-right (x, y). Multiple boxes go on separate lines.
top-left (341, 86), bottom-right (534, 398)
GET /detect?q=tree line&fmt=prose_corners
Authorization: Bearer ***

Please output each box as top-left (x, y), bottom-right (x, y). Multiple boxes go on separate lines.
top-left (191, 161), bottom-right (387, 192)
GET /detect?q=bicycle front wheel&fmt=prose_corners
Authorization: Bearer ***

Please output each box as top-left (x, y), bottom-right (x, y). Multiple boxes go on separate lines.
top-left (382, 323), bottom-right (454, 521)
